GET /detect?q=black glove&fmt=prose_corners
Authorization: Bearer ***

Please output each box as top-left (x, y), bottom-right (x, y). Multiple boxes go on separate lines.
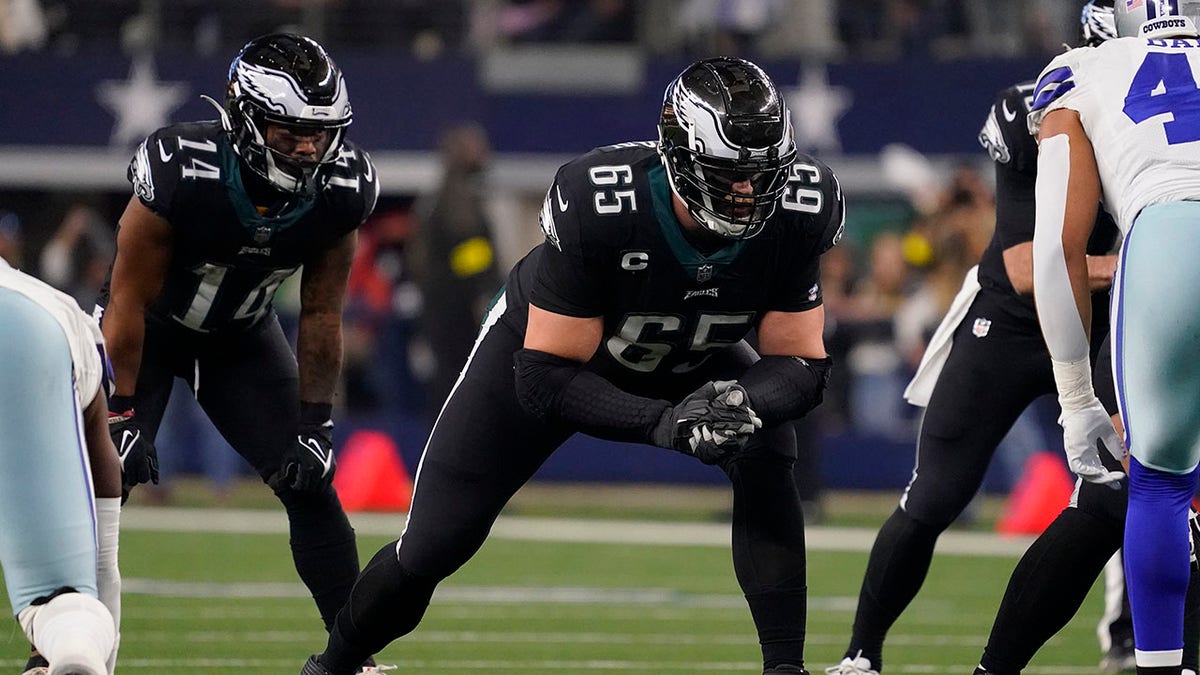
top-left (652, 381), bottom-right (762, 465)
top-left (269, 401), bottom-right (337, 494)
top-left (107, 395), bottom-right (159, 494)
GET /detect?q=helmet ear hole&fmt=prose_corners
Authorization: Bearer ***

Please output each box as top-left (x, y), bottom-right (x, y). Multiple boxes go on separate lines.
top-left (657, 57), bottom-right (796, 239)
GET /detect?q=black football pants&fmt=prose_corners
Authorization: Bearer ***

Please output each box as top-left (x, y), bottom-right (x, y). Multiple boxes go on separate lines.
top-left (127, 313), bottom-right (360, 629)
top-left (324, 315), bottom-right (811, 670)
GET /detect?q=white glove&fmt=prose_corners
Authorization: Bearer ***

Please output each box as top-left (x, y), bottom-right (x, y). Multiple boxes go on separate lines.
top-left (1059, 396), bottom-right (1125, 486)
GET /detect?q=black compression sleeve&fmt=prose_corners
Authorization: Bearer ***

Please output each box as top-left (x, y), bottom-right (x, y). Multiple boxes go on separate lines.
top-left (738, 355), bottom-right (832, 427)
top-left (514, 348), bottom-right (670, 444)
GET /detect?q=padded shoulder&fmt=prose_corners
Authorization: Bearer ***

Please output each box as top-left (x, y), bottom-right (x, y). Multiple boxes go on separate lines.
top-left (979, 81), bottom-right (1039, 174)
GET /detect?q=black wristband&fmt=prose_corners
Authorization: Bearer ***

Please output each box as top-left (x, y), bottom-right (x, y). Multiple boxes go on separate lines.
top-left (108, 394), bottom-right (135, 415)
top-left (299, 400), bottom-right (333, 425)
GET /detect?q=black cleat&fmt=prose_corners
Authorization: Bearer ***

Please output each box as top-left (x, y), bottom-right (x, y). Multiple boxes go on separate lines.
top-left (765, 666), bottom-right (810, 674)
top-left (21, 652), bottom-right (49, 675)
top-left (1099, 640), bottom-right (1136, 674)
top-left (302, 655), bottom-right (334, 675)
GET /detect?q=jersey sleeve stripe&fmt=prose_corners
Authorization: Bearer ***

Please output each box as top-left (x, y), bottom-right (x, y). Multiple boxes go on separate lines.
top-left (1031, 66), bottom-right (1076, 112)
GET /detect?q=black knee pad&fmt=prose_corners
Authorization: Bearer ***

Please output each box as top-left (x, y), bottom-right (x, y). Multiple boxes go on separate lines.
top-left (720, 423), bottom-right (797, 467)
top-left (341, 544), bottom-right (439, 648)
top-left (725, 451), bottom-right (807, 591)
top-left (889, 505), bottom-right (945, 543)
top-left (276, 483), bottom-right (347, 522)
top-left (276, 484), bottom-right (356, 559)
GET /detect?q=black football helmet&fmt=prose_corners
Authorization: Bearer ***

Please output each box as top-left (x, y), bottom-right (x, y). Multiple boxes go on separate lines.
top-left (222, 33), bottom-right (352, 194)
top-left (658, 57), bottom-right (796, 239)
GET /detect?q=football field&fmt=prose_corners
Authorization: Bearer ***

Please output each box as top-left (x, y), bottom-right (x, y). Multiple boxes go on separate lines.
top-left (0, 504), bottom-right (1110, 674)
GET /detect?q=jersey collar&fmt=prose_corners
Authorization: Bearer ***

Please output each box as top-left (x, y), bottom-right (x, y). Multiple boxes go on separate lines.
top-left (219, 139), bottom-right (316, 240)
top-left (648, 163), bottom-right (746, 281)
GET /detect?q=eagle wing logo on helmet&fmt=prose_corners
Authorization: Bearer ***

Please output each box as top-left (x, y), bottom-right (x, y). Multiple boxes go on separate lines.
top-left (234, 62), bottom-right (294, 117)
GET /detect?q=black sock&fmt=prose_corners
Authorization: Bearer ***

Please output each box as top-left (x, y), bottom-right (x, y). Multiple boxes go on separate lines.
top-left (725, 453), bottom-right (809, 669)
top-left (846, 508), bottom-right (941, 670)
top-left (322, 542), bottom-right (438, 673)
top-left (279, 485), bottom-right (361, 629)
top-left (1184, 554), bottom-right (1200, 672)
top-left (980, 508), bottom-right (1120, 673)
top-left (748, 587), bottom-right (807, 671)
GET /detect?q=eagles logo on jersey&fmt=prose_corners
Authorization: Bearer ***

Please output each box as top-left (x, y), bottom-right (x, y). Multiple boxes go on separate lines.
top-left (508, 141), bottom-right (844, 380)
top-left (978, 82), bottom-right (1037, 170)
top-left (111, 121), bottom-right (378, 333)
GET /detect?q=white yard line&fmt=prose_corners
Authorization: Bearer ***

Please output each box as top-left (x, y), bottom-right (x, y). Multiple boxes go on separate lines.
top-left (122, 506), bottom-right (1036, 557)
top-left (0, 656), bottom-right (1106, 674)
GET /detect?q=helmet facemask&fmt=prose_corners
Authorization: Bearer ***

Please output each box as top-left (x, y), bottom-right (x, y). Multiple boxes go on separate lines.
top-left (227, 92), bottom-right (348, 195)
top-left (658, 58), bottom-right (797, 240)
top-left (662, 143), bottom-right (794, 238)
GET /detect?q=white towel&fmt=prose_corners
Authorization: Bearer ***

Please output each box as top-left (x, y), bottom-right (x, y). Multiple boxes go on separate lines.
top-left (903, 265), bottom-right (982, 407)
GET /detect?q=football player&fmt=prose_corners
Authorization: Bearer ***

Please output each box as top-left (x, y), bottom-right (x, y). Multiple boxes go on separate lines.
top-left (1030, 2), bottom-right (1200, 673)
top-left (827, 3), bottom-right (1131, 674)
top-left (300, 57), bottom-right (845, 675)
top-left (97, 33), bottom-right (382, 671)
top-left (0, 259), bottom-right (122, 675)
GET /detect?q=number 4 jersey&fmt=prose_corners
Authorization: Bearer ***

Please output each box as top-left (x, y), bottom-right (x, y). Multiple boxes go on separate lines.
top-left (103, 121), bottom-right (378, 333)
top-left (501, 142), bottom-right (845, 380)
top-left (1029, 34), bottom-right (1200, 234)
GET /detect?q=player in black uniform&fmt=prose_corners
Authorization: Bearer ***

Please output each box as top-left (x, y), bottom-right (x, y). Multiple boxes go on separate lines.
top-left (97, 33), bottom-right (380, 671)
top-left (827, 4), bottom-right (1125, 674)
top-left (299, 57), bottom-right (845, 675)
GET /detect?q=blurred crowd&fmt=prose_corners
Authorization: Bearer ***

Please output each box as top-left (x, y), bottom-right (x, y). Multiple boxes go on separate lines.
top-left (0, 127), bottom-right (1060, 507)
top-left (1, 0), bottom-right (1088, 61)
top-left (0, 0), bottom-right (1072, 506)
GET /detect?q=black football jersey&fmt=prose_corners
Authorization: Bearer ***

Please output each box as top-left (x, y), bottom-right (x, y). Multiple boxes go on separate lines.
top-left (112, 122), bottom-right (378, 333)
top-left (977, 81), bottom-right (1118, 321)
top-left (503, 142), bottom-right (844, 381)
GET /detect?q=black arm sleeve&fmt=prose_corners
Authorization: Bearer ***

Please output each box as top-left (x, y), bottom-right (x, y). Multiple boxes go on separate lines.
top-left (514, 348), bottom-right (671, 444)
top-left (738, 355), bottom-right (833, 427)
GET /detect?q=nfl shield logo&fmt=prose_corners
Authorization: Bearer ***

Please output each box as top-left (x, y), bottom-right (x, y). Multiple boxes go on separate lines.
top-left (696, 264), bottom-right (714, 283)
top-left (254, 226), bottom-right (272, 244)
top-left (972, 317), bottom-right (992, 338)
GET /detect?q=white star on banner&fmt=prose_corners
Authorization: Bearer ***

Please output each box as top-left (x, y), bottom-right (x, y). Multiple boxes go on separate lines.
top-left (784, 64), bottom-right (853, 155)
top-left (96, 56), bottom-right (190, 148)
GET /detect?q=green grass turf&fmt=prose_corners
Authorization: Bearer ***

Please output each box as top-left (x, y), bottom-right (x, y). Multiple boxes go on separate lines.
top-left (0, 526), bottom-right (1109, 674)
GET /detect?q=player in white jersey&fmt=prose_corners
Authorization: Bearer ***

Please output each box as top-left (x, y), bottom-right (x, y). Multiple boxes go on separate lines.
top-left (0, 259), bottom-right (123, 675)
top-left (1029, 3), bottom-right (1200, 674)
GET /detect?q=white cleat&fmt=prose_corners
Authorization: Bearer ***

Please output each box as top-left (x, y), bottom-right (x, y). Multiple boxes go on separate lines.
top-left (825, 652), bottom-right (879, 675)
